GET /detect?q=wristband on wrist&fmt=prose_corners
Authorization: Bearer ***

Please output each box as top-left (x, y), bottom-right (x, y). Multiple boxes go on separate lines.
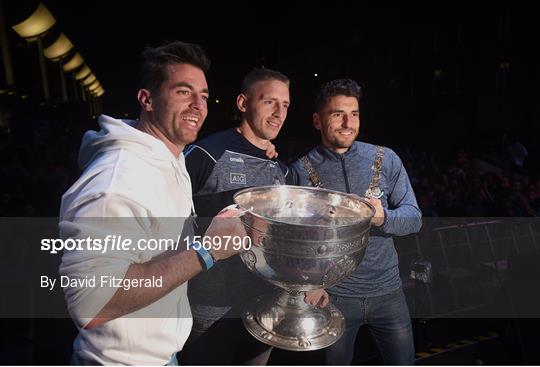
top-left (189, 241), bottom-right (215, 270)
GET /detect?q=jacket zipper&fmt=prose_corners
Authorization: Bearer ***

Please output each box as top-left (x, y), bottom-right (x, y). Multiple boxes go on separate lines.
top-left (340, 155), bottom-right (351, 193)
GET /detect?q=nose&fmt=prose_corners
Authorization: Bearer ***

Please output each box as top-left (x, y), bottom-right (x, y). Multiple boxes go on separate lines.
top-left (190, 94), bottom-right (206, 111)
top-left (272, 104), bottom-right (286, 120)
top-left (341, 114), bottom-right (352, 128)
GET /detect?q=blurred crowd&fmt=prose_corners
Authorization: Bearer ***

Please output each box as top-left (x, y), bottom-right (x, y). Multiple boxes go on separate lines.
top-left (403, 148), bottom-right (540, 217)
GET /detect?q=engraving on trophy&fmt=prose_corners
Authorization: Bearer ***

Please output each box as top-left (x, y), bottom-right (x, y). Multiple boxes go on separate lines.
top-left (328, 205), bottom-right (336, 215)
top-left (317, 245), bottom-right (328, 255)
top-left (336, 241), bottom-right (360, 253)
top-left (341, 257), bottom-right (356, 276)
top-left (322, 256), bottom-right (356, 287)
top-left (298, 338), bottom-right (312, 348)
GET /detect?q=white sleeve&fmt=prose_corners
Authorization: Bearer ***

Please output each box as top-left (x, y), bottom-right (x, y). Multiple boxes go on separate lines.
top-left (59, 193), bottom-right (151, 328)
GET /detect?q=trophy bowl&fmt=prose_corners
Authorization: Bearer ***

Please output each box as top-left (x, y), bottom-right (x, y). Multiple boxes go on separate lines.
top-left (233, 185), bottom-right (374, 351)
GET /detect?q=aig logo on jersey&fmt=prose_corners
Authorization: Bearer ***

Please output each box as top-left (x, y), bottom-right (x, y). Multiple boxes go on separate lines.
top-left (230, 173), bottom-right (246, 185)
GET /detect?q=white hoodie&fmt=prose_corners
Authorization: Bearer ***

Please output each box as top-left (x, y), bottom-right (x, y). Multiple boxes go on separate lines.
top-left (59, 115), bottom-right (193, 365)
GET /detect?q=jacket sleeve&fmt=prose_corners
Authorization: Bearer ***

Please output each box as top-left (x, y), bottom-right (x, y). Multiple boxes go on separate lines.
top-left (58, 193), bottom-right (152, 328)
top-left (379, 149), bottom-right (422, 236)
top-left (184, 145), bottom-right (216, 194)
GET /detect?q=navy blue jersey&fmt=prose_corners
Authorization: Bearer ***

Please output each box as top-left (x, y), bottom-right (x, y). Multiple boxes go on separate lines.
top-left (184, 128), bottom-right (292, 320)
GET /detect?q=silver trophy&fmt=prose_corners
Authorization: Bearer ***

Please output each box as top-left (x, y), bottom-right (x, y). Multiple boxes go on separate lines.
top-left (234, 185), bottom-right (374, 351)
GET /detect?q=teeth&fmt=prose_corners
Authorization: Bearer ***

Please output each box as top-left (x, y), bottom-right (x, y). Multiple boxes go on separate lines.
top-left (182, 116), bottom-right (199, 125)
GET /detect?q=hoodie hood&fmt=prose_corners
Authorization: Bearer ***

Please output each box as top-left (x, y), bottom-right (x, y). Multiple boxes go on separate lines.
top-left (78, 115), bottom-right (175, 170)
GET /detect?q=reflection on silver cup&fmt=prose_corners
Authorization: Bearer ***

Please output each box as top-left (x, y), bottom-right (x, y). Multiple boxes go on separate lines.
top-left (234, 185), bottom-right (374, 351)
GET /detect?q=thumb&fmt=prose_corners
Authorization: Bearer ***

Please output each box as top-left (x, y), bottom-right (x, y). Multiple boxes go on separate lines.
top-left (216, 205), bottom-right (242, 218)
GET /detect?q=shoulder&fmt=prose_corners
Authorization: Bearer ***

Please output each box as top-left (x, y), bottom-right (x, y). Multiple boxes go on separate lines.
top-left (185, 129), bottom-right (236, 162)
top-left (289, 158), bottom-right (302, 171)
top-left (354, 141), bottom-right (379, 156)
top-left (363, 144), bottom-right (404, 179)
top-left (355, 141), bottom-right (400, 162)
top-left (380, 146), bottom-right (402, 168)
top-left (62, 149), bottom-right (173, 215)
top-left (302, 146), bottom-right (323, 163)
top-left (291, 150), bottom-right (314, 172)
top-left (290, 149), bottom-right (317, 179)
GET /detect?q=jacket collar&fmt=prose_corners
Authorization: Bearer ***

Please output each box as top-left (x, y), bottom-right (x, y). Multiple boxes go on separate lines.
top-left (314, 142), bottom-right (359, 161)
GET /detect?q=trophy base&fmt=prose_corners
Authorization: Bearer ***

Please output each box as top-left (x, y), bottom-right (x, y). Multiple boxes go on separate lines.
top-left (243, 291), bottom-right (345, 351)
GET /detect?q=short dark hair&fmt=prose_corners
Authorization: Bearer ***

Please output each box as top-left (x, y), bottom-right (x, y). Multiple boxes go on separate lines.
top-left (241, 68), bottom-right (290, 94)
top-left (315, 79), bottom-right (362, 112)
top-left (138, 41), bottom-right (210, 93)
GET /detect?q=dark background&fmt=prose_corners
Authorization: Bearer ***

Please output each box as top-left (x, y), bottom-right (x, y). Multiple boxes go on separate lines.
top-left (3, 2), bottom-right (540, 160)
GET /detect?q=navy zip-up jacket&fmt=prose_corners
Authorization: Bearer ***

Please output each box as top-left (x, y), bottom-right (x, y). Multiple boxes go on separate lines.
top-left (290, 141), bottom-right (422, 297)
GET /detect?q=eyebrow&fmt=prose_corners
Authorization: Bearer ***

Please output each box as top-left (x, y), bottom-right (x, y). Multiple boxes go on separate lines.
top-left (261, 95), bottom-right (290, 104)
top-left (172, 82), bottom-right (210, 95)
top-left (329, 108), bottom-right (359, 113)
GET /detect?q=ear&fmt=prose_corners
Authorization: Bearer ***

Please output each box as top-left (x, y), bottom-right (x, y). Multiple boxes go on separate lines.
top-left (236, 93), bottom-right (247, 113)
top-left (313, 112), bottom-right (322, 131)
top-left (137, 89), bottom-right (153, 112)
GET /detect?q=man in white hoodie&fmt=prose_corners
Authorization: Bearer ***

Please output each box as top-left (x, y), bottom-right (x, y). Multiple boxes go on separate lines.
top-left (59, 41), bottom-right (244, 365)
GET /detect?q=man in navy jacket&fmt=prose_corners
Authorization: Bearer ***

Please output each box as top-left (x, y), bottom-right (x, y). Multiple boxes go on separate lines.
top-left (182, 68), bottom-right (294, 365)
top-left (291, 79), bottom-right (422, 365)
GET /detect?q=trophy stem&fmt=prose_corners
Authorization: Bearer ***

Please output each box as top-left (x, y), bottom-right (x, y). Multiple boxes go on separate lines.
top-left (243, 289), bottom-right (345, 351)
top-left (275, 290), bottom-right (312, 310)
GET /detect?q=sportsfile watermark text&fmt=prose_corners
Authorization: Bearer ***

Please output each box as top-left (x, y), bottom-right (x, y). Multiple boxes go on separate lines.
top-left (40, 235), bottom-right (252, 254)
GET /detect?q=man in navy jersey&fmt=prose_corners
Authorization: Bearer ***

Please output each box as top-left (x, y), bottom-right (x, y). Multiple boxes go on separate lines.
top-left (181, 68), bottom-right (313, 365)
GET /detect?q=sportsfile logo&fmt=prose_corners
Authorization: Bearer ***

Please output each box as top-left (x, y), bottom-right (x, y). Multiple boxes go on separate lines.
top-left (230, 172), bottom-right (246, 185)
